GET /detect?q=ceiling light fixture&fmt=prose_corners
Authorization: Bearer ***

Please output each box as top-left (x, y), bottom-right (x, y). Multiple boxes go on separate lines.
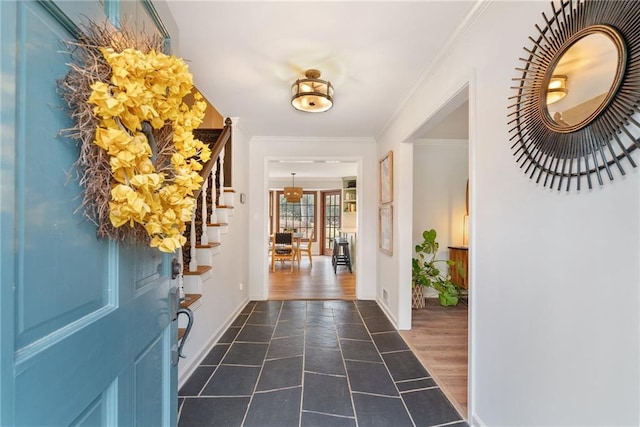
top-left (546, 74), bottom-right (568, 104)
top-left (284, 173), bottom-right (303, 203)
top-left (291, 69), bottom-right (334, 113)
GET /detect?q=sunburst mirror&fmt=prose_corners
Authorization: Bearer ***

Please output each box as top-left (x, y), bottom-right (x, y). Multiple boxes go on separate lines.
top-left (509, 0), bottom-right (640, 191)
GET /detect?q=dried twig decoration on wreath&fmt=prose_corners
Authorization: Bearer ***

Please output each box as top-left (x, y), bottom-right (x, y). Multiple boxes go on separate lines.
top-left (58, 21), bottom-right (210, 252)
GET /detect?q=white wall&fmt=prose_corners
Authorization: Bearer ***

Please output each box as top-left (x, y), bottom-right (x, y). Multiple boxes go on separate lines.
top-left (379, 1), bottom-right (639, 425)
top-left (413, 140), bottom-right (468, 298)
top-left (248, 137), bottom-right (378, 302)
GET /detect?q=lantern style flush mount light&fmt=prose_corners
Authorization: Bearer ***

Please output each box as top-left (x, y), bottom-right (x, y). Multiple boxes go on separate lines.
top-left (546, 74), bottom-right (568, 104)
top-left (284, 173), bottom-right (303, 203)
top-left (291, 69), bottom-right (334, 113)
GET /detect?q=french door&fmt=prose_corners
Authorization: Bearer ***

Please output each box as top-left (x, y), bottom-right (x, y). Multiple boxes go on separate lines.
top-left (321, 191), bottom-right (341, 255)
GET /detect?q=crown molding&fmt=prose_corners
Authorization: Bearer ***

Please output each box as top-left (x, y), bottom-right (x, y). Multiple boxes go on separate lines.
top-left (251, 136), bottom-right (376, 144)
top-left (377, 0), bottom-right (492, 140)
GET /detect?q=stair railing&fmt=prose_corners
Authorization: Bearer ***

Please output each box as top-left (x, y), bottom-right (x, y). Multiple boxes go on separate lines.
top-left (218, 147), bottom-right (225, 206)
top-left (189, 209), bottom-right (198, 272)
top-left (200, 176), bottom-right (209, 245)
top-left (183, 118), bottom-right (232, 273)
top-left (209, 159), bottom-right (218, 223)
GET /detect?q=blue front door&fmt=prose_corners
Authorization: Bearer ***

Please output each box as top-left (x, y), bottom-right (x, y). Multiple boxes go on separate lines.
top-left (0, 1), bottom-right (178, 425)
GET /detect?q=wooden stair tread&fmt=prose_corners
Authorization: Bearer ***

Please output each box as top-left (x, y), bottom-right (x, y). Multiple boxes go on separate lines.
top-left (207, 222), bottom-right (228, 227)
top-left (183, 265), bottom-right (212, 275)
top-left (177, 294), bottom-right (201, 341)
top-left (180, 293), bottom-right (202, 309)
top-left (198, 242), bottom-right (221, 248)
top-left (185, 242), bottom-right (221, 249)
top-left (223, 189), bottom-right (236, 193)
top-left (216, 205), bottom-right (233, 209)
top-left (196, 242), bottom-right (220, 249)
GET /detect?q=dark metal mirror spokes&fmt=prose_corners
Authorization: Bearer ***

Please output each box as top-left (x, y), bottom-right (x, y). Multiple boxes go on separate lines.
top-left (509, 0), bottom-right (640, 191)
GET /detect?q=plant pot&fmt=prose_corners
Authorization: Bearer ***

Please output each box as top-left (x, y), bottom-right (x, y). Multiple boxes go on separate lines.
top-left (411, 285), bottom-right (425, 309)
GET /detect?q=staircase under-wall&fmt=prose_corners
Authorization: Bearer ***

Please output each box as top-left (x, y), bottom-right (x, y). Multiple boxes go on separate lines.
top-left (175, 119), bottom-right (236, 345)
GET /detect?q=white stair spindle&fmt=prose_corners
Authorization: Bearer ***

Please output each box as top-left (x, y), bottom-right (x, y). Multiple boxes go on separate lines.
top-left (209, 162), bottom-right (218, 224)
top-left (189, 209), bottom-right (198, 272)
top-left (178, 247), bottom-right (185, 300)
top-left (200, 177), bottom-right (209, 245)
top-left (218, 148), bottom-right (225, 206)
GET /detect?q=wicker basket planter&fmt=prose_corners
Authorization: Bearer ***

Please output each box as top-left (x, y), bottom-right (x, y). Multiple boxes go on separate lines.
top-left (411, 285), bottom-right (425, 309)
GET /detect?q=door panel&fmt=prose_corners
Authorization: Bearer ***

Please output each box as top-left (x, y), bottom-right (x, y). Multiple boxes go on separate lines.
top-left (321, 191), bottom-right (341, 255)
top-left (15, 0), bottom-right (111, 349)
top-left (1, 1), bottom-right (178, 425)
top-left (135, 335), bottom-right (166, 427)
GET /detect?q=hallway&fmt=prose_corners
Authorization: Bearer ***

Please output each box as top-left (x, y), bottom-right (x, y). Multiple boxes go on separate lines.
top-left (178, 300), bottom-right (466, 426)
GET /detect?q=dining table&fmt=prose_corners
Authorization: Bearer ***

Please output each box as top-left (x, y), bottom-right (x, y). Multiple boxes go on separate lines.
top-left (269, 232), bottom-right (303, 268)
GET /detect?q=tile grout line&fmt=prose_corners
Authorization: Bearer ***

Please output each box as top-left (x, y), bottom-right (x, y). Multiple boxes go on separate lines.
top-left (298, 301), bottom-right (307, 427)
top-left (238, 300), bottom-right (284, 427)
top-left (191, 304), bottom-right (252, 398)
top-left (361, 302), bottom-right (418, 427)
top-left (301, 409), bottom-right (356, 420)
top-left (399, 385), bottom-right (441, 394)
top-left (335, 300), bottom-right (359, 425)
top-left (348, 301), bottom-right (368, 427)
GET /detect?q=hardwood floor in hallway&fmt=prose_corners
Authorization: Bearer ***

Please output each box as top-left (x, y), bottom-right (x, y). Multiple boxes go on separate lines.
top-left (400, 299), bottom-right (468, 418)
top-left (269, 255), bottom-right (356, 300)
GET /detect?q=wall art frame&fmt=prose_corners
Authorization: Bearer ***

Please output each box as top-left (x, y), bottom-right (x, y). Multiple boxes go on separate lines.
top-left (379, 205), bottom-right (393, 255)
top-left (509, 0), bottom-right (640, 191)
top-left (379, 150), bottom-right (393, 203)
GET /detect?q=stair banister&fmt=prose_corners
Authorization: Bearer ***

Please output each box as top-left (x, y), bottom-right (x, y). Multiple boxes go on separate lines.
top-left (189, 209), bottom-right (197, 272)
top-left (182, 118), bottom-right (231, 272)
top-left (200, 176), bottom-right (209, 245)
top-left (193, 117), bottom-right (232, 200)
top-left (209, 159), bottom-right (218, 223)
top-left (218, 147), bottom-right (225, 206)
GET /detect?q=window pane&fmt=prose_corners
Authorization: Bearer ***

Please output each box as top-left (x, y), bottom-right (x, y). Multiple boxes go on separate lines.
top-left (277, 192), bottom-right (316, 239)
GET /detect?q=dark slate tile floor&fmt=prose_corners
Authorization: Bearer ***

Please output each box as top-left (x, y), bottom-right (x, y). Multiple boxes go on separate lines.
top-left (178, 300), bottom-right (467, 427)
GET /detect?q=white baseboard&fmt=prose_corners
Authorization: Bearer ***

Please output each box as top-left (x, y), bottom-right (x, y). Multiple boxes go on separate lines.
top-left (470, 412), bottom-right (487, 427)
top-left (177, 297), bottom-right (250, 388)
top-left (376, 297), bottom-right (399, 328)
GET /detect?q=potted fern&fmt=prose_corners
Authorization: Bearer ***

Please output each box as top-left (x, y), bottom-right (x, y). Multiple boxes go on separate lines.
top-left (412, 229), bottom-right (464, 307)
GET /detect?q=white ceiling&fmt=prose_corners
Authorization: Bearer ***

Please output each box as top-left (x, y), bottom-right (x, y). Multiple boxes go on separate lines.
top-left (166, 1), bottom-right (477, 139)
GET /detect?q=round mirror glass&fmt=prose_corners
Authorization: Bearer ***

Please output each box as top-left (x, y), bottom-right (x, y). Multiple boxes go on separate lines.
top-left (545, 30), bottom-right (622, 130)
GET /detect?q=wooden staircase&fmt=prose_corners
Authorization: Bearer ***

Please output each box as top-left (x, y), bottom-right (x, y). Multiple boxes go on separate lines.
top-left (177, 118), bottom-right (234, 331)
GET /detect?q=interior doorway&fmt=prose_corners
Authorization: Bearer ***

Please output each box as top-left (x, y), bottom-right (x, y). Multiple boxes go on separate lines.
top-left (265, 159), bottom-right (359, 300)
top-left (408, 85), bottom-right (470, 417)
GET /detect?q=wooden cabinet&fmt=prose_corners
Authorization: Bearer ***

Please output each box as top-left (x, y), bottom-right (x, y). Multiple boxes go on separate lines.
top-left (448, 246), bottom-right (468, 289)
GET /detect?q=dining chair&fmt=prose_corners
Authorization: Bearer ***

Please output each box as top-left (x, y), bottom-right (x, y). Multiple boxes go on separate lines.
top-left (271, 232), bottom-right (296, 272)
top-left (297, 228), bottom-right (315, 267)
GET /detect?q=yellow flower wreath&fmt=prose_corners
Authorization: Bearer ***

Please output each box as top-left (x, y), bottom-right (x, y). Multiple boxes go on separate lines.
top-left (87, 47), bottom-right (211, 253)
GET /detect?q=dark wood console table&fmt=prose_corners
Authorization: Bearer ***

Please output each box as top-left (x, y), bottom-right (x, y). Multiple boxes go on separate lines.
top-left (448, 246), bottom-right (468, 290)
